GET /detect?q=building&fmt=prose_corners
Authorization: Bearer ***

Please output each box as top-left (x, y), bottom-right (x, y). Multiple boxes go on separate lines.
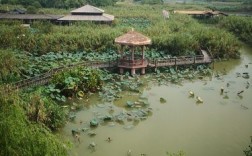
top-left (58, 4), bottom-right (114, 24)
top-left (0, 13), bottom-right (63, 23)
top-left (0, 5), bottom-right (114, 24)
top-left (174, 10), bottom-right (228, 18)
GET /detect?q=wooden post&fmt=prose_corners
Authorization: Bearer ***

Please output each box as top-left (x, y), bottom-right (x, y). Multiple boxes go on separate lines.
top-left (131, 68), bottom-right (136, 75)
top-left (142, 46), bottom-right (144, 65)
top-left (131, 46), bottom-right (134, 62)
top-left (119, 68), bottom-right (124, 74)
top-left (141, 68), bottom-right (145, 75)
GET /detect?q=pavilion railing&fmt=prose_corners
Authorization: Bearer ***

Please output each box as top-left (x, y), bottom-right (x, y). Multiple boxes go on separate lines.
top-left (118, 59), bottom-right (148, 67)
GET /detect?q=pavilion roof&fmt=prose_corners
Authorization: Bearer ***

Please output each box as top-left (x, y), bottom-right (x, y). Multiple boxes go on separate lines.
top-left (71, 4), bottom-right (104, 14)
top-left (115, 30), bottom-right (151, 46)
top-left (58, 13), bottom-right (114, 21)
top-left (58, 4), bottom-right (114, 22)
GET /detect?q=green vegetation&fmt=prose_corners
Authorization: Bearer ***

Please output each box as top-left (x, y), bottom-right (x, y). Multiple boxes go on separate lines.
top-left (136, 0), bottom-right (164, 4)
top-left (217, 16), bottom-right (252, 44)
top-left (0, 87), bottom-right (68, 156)
top-left (0, 49), bottom-right (27, 83)
top-left (166, 150), bottom-right (186, 156)
top-left (50, 67), bottom-right (103, 99)
top-left (244, 138), bottom-right (252, 156)
top-left (201, 15), bottom-right (252, 44)
top-left (0, 2), bottom-right (252, 155)
top-left (0, 5), bottom-right (242, 58)
top-left (22, 90), bottom-right (67, 130)
top-left (206, 1), bottom-right (252, 12)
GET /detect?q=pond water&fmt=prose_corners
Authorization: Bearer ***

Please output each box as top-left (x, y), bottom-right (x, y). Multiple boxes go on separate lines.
top-left (61, 46), bottom-right (252, 156)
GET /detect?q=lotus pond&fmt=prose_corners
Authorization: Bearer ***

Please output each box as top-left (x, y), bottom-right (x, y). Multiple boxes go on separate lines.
top-left (61, 46), bottom-right (252, 156)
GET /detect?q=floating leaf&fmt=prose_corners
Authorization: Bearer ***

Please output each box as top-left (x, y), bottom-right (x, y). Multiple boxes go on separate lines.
top-left (160, 97), bottom-right (166, 103)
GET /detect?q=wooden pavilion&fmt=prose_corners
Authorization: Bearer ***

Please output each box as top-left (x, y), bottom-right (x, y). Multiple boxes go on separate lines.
top-left (58, 4), bottom-right (114, 24)
top-left (115, 30), bottom-right (151, 75)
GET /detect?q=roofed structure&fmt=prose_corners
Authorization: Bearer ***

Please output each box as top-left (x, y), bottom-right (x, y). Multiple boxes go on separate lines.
top-left (115, 30), bottom-right (151, 46)
top-left (174, 10), bottom-right (228, 17)
top-left (0, 13), bottom-right (63, 23)
top-left (0, 13), bottom-right (62, 20)
top-left (71, 5), bottom-right (104, 15)
top-left (58, 4), bottom-right (114, 23)
top-left (115, 30), bottom-right (151, 75)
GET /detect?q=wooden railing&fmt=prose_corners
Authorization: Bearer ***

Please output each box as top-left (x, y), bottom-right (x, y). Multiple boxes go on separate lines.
top-left (118, 59), bottom-right (148, 67)
top-left (148, 55), bottom-right (211, 67)
top-left (9, 51), bottom-right (212, 90)
top-left (11, 60), bottom-right (118, 90)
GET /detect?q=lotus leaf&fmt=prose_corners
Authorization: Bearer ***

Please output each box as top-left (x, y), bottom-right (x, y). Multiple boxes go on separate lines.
top-left (77, 91), bottom-right (84, 97)
top-left (160, 97), bottom-right (167, 103)
top-left (90, 119), bottom-right (98, 127)
top-left (126, 101), bottom-right (134, 107)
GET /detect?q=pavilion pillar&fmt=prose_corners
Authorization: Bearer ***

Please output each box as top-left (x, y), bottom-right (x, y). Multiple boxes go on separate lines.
top-left (119, 68), bottom-right (124, 74)
top-left (131, 46), bottom-right (135, 62)
top-left (141, 46), bottom-right (144, 64)
top-left (142, 46), bottom-right (145, 59)
top-left (141, 68), bottom-right (145, 75)
top-left (121, 45), bottom-right (125, 59)
top-left (131, 68), bottom-right (136, 75)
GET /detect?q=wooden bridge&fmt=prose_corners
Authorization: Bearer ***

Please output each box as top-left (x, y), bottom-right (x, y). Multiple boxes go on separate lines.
top-left (12, 60), bottom-right (118, 90)
top-left (10, 50), bottom-right (212, 90)
top-left (148, 50), bottom-right (212, 67)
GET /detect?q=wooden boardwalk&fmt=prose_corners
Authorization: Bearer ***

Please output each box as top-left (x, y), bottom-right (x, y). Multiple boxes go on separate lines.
top-left (12, 60), bottom-right (118, 90)
top-left (10, 50), bottom-right (212, 90)
top-left (148, 50), bottom-right (212, 68)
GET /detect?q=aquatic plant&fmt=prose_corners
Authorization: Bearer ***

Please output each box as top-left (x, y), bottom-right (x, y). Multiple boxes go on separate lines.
top-left (166, 150), bottom-right (186, 156)
top-left (44, 84), bottom-right (66, 102)
top-left (160, 97), bottom-right (167, 103)
top-left (99, 74), bottom-right (144, 102)
top-left (244, 138), bottom-right (252, 156)
top-left (49, 67), bottom-right (103, 100)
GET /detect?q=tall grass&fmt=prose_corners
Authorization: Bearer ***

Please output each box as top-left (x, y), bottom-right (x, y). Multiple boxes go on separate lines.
top-left (0, 4), bottom-right (242, 58)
